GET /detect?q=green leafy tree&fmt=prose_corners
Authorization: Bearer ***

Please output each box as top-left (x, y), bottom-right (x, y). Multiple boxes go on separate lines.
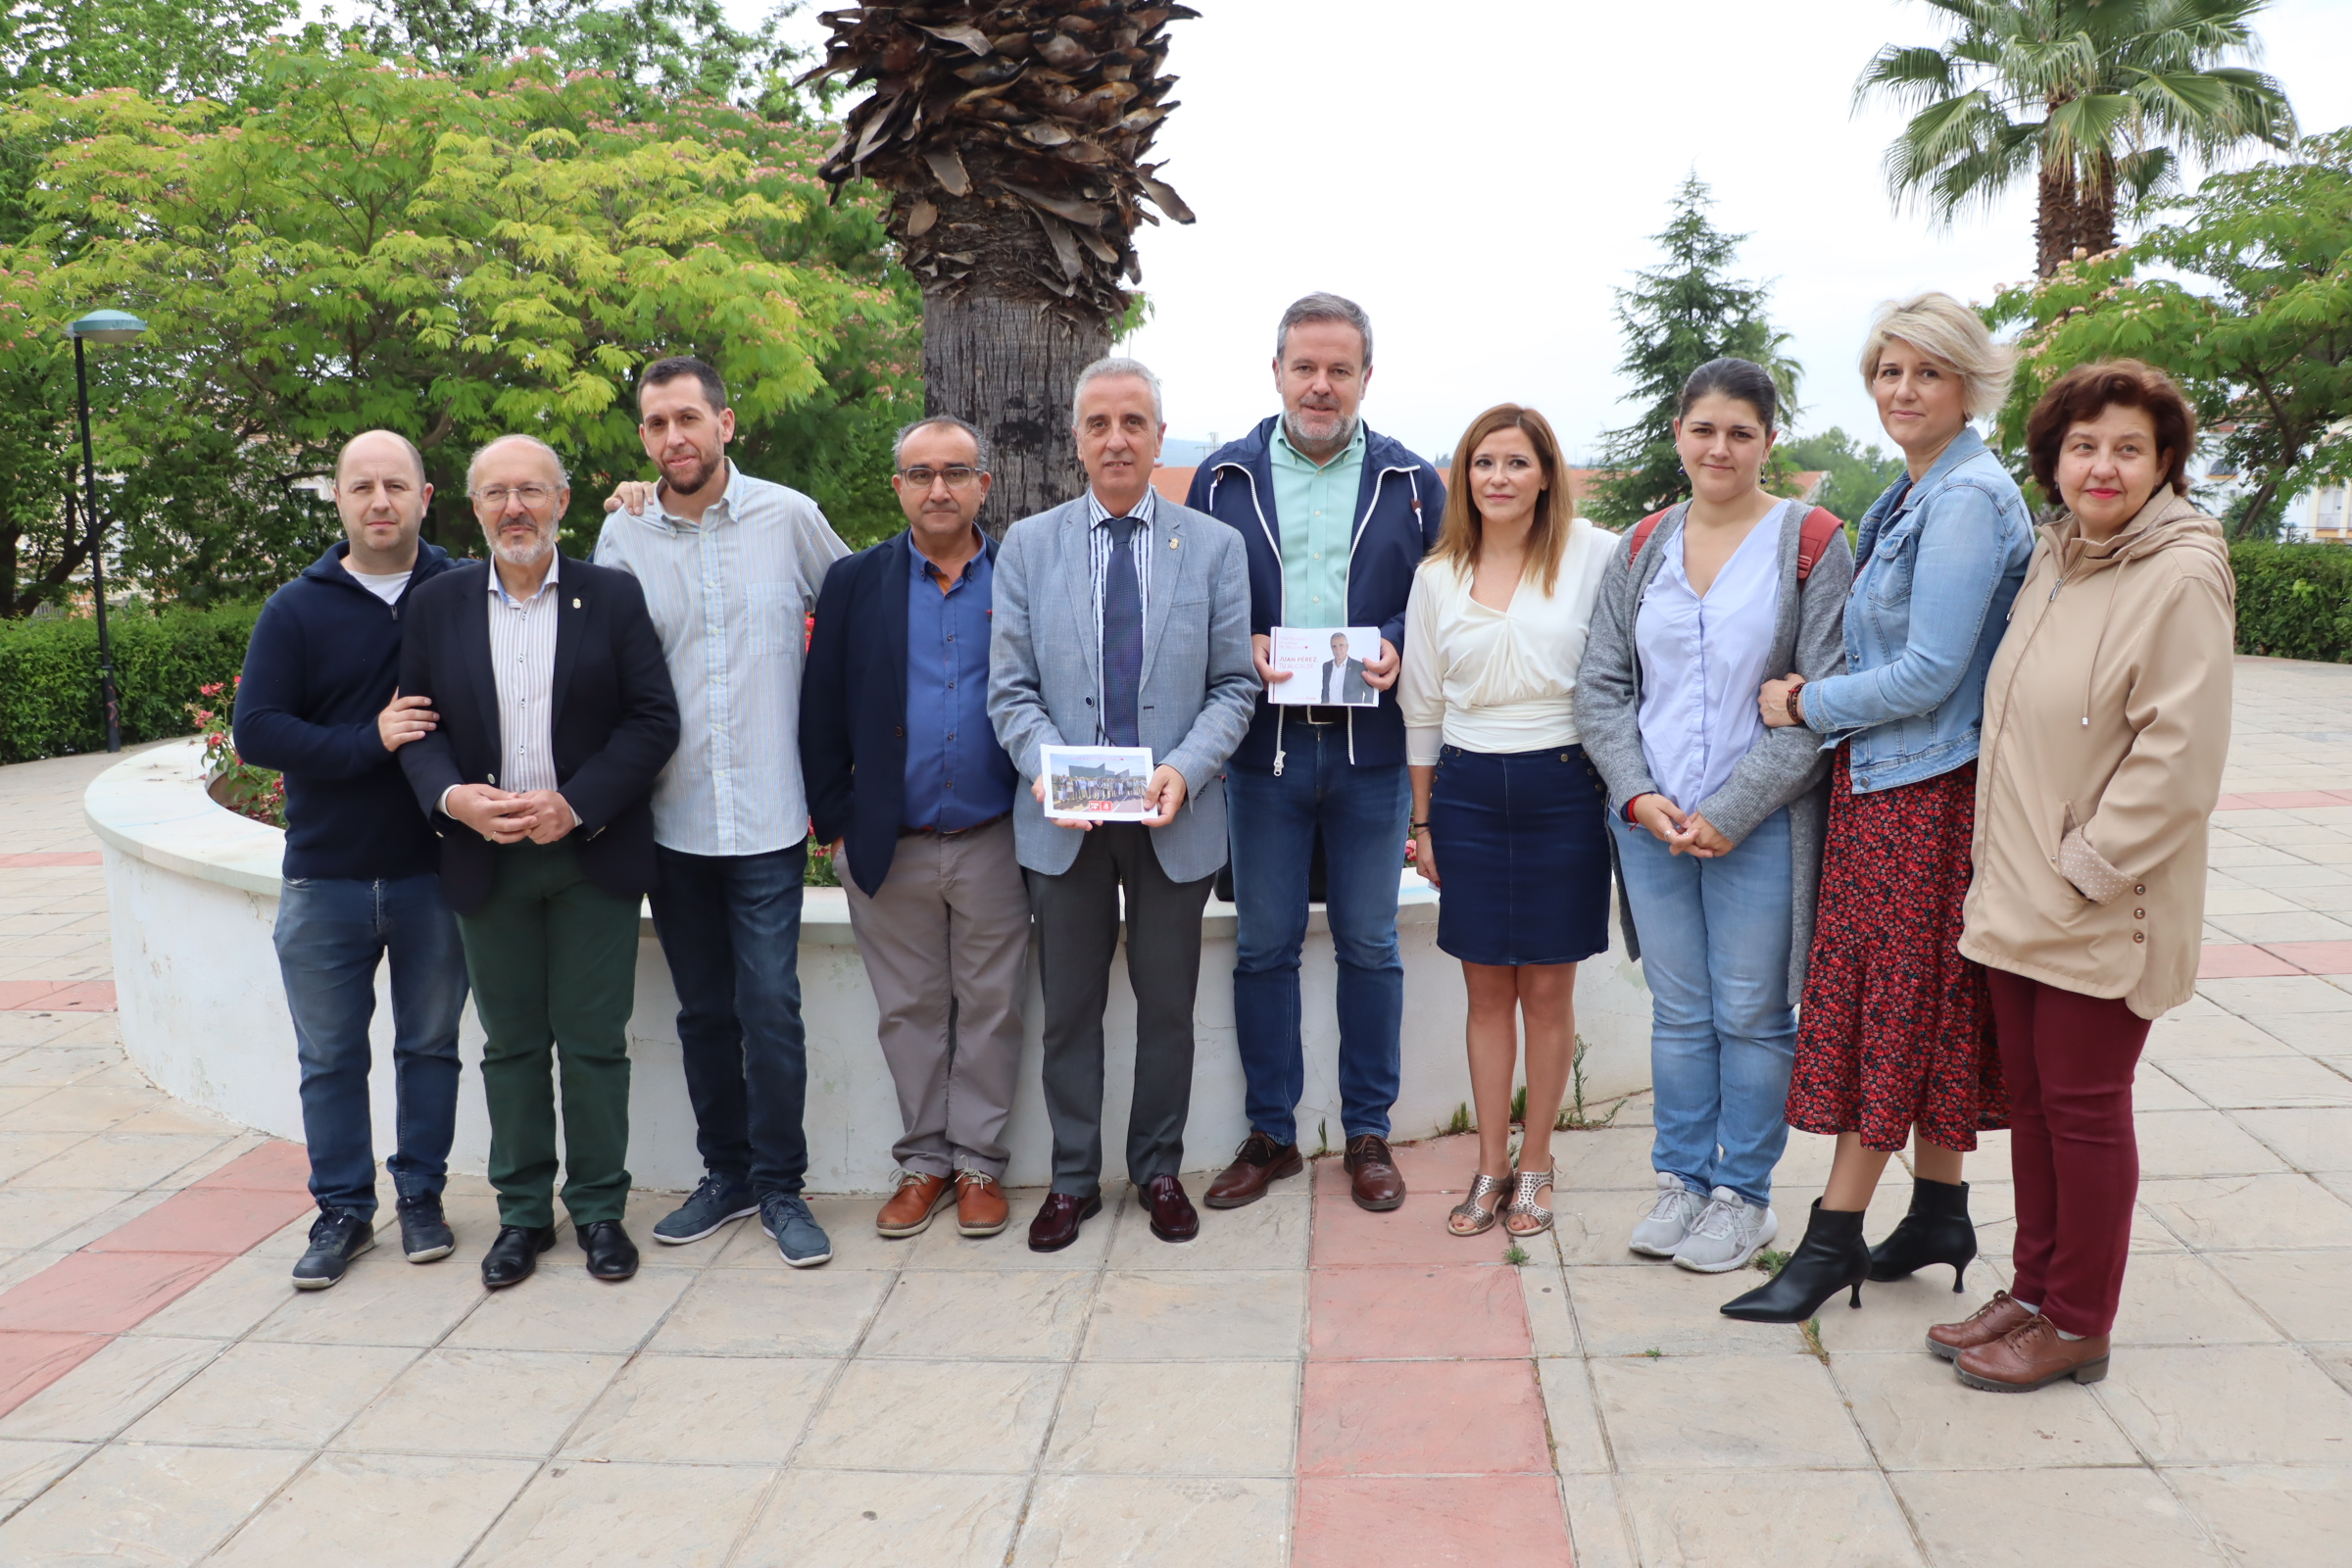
top-left (1859, 0), bottom-right (2296, 277)
top-left (1587, 175), bottom-right (1801, 530)
top-left (0, 0), bottom-right (301, 99)
top-left (1987, 127), bottom-right (2352, 540)
top-left (351, 1), bottom-right (800, 110)
top-left (2, 47), bottom-right (917, 608)
top-left (1781, 427), bottom-right (1908, 525)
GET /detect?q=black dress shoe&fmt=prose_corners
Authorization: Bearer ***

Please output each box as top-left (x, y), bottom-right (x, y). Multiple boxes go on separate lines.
top-left (577, 1219), bottom-right (639, 1282)
top-left (1026, 1191), bottom-right (1102, 1252)
top-left (481, 1224), bottom-right (557, 1290)
top-left (1867, 1177), bottom-right (1977, 1290)
top-left (1143, 1173), bottom-right (1200, 1244)
top-left (397, 1195), bottom-right (455, 1264)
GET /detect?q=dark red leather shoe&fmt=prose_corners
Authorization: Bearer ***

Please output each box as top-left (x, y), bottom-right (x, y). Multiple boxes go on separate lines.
top-left (1204, 1132), bottom-right (1303, 1209)
top-left (1143, 1173), bottom-right (1200, 1243)
top-left (1345, 1134), bottom-right (1407, 1212)
top-left (1026, 1191), bottom-right (1102, 1252)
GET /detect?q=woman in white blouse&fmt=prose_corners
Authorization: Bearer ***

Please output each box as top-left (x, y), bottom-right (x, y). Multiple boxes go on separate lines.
top-left (1399, 404), bottom-right (1613, 1238)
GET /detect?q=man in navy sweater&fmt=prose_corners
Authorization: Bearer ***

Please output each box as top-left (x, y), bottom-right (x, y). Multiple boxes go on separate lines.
top-left (234, 430), bottom-right (468, 1290)
top-left (1187, 295), bottom-right (1446, 1214)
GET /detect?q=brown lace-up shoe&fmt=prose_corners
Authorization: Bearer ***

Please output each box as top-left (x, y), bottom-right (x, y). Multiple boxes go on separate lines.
top-left (1345, 1134), bottom-right (1406, 1212)
top-left (1205, 1131), bottom-right (1303, 1209)
top-left (1955, 1314), bottom-right (2112, 1392)
top-left (956, 1170), bottom-right (1009, 1238)
top-left (1926, 1290), bottom-right (2036, 1361)
top-left (875, 1171), bottom-right (955, 1238)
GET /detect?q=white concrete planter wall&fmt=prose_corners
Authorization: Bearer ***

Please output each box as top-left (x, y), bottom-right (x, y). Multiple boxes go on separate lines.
top-left (87, 740), bottom-right (1653, 1194)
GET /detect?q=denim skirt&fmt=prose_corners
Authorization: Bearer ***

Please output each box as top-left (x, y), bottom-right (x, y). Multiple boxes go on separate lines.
top-left (1428, 743), bottom-right (1612, 966)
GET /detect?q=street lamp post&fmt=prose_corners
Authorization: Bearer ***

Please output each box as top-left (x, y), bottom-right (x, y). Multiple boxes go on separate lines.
top-left (68, 309), bottom-right (148, 754)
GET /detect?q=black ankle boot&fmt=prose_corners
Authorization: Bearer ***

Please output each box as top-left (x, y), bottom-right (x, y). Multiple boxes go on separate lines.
top-left (1866, 1177), bottom-right (1977, 1290)
top-left (1719, 1201), bottom-right (1870, 1323)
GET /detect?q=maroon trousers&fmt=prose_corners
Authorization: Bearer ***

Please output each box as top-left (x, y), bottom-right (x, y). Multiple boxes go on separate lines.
top-left (1984, 968), bottom-right (2154, 1337)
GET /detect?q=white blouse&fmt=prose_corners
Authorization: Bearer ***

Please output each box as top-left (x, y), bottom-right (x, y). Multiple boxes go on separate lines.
top-left (1397, 516), bottom-right (1614, 764)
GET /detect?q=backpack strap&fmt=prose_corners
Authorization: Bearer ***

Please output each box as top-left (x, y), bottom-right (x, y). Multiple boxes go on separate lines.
top-left (1794, 505), bottom-right (1842, 580)
top-left (1627, 508), bottom-right (1673, 560)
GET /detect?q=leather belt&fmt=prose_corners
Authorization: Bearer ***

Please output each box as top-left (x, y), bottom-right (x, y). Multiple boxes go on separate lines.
top-left (899, 809), bottom-right (1012, 840)
top-left (1296, 706), bottom-right (1353, 726)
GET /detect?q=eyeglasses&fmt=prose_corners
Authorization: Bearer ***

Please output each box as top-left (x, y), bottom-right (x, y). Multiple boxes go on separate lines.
top-left (471, 483), bottom-right (561, 508)
top-left (897, 466), bottom-right (982, 490)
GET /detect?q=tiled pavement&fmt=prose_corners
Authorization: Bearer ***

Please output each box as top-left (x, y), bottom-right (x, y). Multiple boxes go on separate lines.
top-left (0, 657), bottom-right (2344, 1566)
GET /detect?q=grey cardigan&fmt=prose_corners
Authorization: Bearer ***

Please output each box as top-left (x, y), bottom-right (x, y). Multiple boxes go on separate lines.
top-left (1574, 502), bottom-right (1855, 1004)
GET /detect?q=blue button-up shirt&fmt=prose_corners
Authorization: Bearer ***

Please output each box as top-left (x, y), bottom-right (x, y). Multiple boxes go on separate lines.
top-left (905, 535), bottom-right (1017, 831)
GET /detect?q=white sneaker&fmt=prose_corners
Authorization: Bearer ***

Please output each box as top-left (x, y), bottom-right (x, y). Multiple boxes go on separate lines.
top-left (1629, 1172), bottom-right (1706, 1257)
top-left (1672, 1187), bottom-right (1778, 1273)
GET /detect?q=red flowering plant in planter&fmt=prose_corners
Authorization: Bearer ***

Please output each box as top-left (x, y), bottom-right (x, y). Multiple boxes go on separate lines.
top-left (186, 678), bottom-right (286, 829)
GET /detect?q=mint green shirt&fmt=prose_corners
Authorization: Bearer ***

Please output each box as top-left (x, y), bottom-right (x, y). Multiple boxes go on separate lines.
top-left (1268, 421), bottom-right (1364, 627)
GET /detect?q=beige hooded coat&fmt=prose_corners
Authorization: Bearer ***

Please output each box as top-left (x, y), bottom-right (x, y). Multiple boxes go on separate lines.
top-left (1959, 490), bottom-right (2236, 1019)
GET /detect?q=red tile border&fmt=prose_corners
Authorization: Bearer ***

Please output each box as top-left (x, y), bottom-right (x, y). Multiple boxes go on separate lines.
top-left (1296, 1475), bottom-right (1574, 1568)
top-left (0, 1137), bottom-right (311, 1417)
top-left (0, 852), bottom-right (103, 868)
top-left (2199, 944), bottom-right (2302, 979)
top-left (0, 980), bottom-right (117, 1012)
top-left (2261, 940), bottom-right (2352, 976)
top-left (1298, 1357), bottom-right (1553, 1477)
top-left (1307, 1263), bottom-right (1533, 1361)
top-left (2211, 790), bottom-right (2352, 811)
top-left (1312, 1193), bottom-right (1521, 1268)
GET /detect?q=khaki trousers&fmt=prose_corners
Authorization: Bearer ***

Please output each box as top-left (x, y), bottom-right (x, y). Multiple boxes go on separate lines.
top-left (839, 815), bottom-right (1031, 1180)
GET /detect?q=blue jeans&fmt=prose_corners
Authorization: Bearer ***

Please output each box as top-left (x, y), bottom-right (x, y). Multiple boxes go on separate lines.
top-left (1228, 732), bottom-right (1410, 1146)
top-left (273, 872), bottom-right (468, 1219)
top-left (649, 843), bottom-right (810, 1199)
top-left (1610, 808), bottom-right (1797, 1207)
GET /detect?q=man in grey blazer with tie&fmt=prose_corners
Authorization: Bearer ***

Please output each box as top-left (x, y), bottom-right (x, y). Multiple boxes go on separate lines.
top-left (988, 357), bottom-right (1257, 1251)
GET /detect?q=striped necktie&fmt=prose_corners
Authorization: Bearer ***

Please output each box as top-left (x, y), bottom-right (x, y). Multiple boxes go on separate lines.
top-left (1100, 515), bottom-right (1144, 747)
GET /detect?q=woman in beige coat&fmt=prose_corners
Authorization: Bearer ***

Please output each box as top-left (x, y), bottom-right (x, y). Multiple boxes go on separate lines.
top-left (1936, 360), bottom-right (2235, 1393)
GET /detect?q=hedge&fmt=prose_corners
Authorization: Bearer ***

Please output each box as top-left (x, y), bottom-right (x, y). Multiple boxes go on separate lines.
top-left (2231, 542), bottom-right (2352, 665)
top-left (0, 603), bottom-right (263, 764)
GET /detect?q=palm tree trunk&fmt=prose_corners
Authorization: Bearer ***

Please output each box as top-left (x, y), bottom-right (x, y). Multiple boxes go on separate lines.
top-left (2035, 148), bottom-right (2121, 276)
top-left (924, 294), bottom-right (1104, 538)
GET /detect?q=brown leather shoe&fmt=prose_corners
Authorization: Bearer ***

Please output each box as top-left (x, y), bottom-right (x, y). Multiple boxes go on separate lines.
top-left (1143, 1173), bottom-right (1200, 1243)
top-left (1955, 1315), bottom-right (2112, 1392)
top-left (956, 1170), bottom-right (1009, 1238)
top-left (1027, 1191), bottom-right (1102, 1252)
top-left (1204, 1132), bottom-right (1303, 1209)
top-left (1926, 1290), bottom-right (2037, 1361)
top-left (875, 1171), bottom-right (954, 1239)
top-left (1345, 1134), bottom-right (1406, 1212)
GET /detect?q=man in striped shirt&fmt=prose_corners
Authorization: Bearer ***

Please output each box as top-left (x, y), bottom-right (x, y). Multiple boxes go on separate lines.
top-left (596, 357), bottom-right (851, 1267)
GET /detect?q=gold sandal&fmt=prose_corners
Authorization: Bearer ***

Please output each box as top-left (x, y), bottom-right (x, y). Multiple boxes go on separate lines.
top-left (1447, 1173), bottom-right (1511, 1237)
top-left (1505, 1165), bottom-right (1556, 1236)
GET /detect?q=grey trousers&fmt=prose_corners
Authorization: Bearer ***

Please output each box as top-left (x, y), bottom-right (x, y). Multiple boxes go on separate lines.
top-left (1027, 823), bottom-right (1214, 1196)
top-left (839, 816), bottom-right (1031, 1181)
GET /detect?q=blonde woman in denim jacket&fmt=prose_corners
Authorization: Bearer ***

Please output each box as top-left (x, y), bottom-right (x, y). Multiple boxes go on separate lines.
top-left (1723, 294), bottom-right (2034, 1324)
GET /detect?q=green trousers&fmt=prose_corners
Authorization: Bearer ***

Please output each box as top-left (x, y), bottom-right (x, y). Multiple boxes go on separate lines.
top-left (456, 839), bottom-right (638, 1228)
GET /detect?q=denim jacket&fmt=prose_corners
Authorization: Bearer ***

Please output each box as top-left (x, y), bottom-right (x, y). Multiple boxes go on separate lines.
top-left (1797, 426), bottom-right (2034, 794)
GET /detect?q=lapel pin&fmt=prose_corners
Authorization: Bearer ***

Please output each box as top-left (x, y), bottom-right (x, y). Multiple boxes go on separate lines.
top-left (1168, 537), bottom-right (1180, 549)
top-left (571, 598), bottom-right (581, 609)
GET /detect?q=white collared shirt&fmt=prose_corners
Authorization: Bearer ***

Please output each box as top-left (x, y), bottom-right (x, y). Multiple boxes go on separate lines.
top-left (593, 464), bottom-right (849, 857)
top-left (486, 552), bottom-right (563, 795)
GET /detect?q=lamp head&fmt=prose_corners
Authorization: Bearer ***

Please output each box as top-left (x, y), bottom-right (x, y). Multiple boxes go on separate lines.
top-left (70, 310), bottom-right (148, 344)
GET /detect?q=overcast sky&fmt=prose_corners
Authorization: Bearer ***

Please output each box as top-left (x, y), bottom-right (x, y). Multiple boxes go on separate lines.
top-left (760, 0), bottom-right (2352, 465)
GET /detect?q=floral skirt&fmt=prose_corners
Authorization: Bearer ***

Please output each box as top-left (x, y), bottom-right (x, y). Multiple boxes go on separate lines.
top-left (1784, 747), bottom-right (2006, 1152)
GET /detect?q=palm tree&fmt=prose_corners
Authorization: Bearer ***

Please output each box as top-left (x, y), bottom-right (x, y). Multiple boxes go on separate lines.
top-left (799, 3), bottom-right (1197, 531)
top-left (1858, 0), bottom-right (2295, 276)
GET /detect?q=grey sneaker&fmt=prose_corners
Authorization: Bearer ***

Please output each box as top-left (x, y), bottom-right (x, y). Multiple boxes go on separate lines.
top-left (1629, 1173), bottom-right (1706, 1257)
top-left (761, 1194), bottom-right (833, 1268)
top-left (291, 1210), bottom-right (375, 1290)
top-left (1673, 1186), bottom-right (1779, 1274)
top-left (654, 1174), bottom-right (758, 1245)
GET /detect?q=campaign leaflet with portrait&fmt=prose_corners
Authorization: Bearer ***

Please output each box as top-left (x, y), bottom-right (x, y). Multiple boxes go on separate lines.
top-left (1268, 625), bottom-right (1382, 708)
top-left (1040, 745), bottom-right (1156, 821)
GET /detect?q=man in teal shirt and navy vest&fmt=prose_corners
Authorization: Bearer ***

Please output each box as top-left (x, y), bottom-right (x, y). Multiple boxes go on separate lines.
top-left (1186, 294), bottom-right (1447, 1214)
